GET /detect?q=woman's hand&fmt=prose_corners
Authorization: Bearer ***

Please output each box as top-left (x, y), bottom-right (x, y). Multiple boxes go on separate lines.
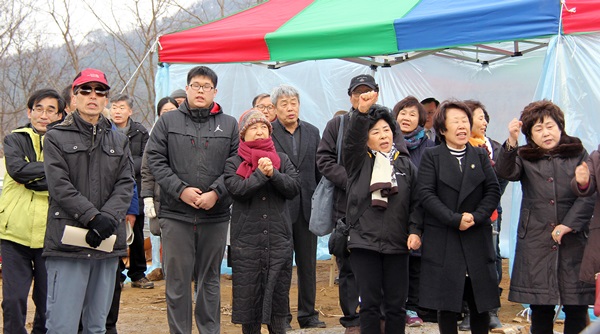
top-left (407, 234), bottom-right (421, 250)
top-left (358, 91), bottom-right (378, 113)
top-left (552, 224), bottom-right (573, 245)
top-left (258, 157), bottom-right (273, 177)
top-left (575, 161), bottom-right (590, 188)
top-left (459, 212), bottom-right (474, 231)
top-left (507, 118), bottom-right (522, 147)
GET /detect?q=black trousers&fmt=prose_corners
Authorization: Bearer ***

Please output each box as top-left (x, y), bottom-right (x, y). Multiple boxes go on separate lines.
top-left (337, 254), bottom-right (360, 328)
top-left (438, 277), bottom-right (490, 334)
top-left (287, 213), bottom-right (319, 326)
top-left (406, 254), bottom-right (421, 311)
top-left (530, 304), bottom-right (588, 334)
top-left (127, 213), bottom-right (148, 281)
top-left (1, 240), bottom-right (47, 334)
top-left (350, 248), bottom-right (408, 334)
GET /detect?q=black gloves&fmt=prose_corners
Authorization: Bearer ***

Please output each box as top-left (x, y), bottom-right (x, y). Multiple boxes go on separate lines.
top-left (85, 213), bottom-right (117, 248)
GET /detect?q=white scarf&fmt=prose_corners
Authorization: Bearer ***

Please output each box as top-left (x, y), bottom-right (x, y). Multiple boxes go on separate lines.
top-left (369, 148), bottom-right (398, 209)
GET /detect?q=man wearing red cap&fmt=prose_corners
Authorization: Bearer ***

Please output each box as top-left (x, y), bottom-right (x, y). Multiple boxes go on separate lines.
top-left (43, 68), bottom-right (135, 333)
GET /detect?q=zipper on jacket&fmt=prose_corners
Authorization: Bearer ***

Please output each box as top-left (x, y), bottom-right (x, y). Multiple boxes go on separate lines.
top-left (92, 125), bottom-right (97, 147)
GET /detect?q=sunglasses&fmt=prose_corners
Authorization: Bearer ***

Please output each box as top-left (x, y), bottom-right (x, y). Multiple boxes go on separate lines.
top-left (77, 85), bottom-right (109, 97)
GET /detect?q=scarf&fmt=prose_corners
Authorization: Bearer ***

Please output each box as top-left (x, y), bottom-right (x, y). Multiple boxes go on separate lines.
top-left (369, 146), bottom-right (399, 209)
top-left (403, 126), bottom-right (427, 151)
top-left (236, 138), bottom-right (281, 179)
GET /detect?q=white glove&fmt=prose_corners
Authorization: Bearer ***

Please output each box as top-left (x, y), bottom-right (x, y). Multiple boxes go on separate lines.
top-left (143, 197), bottom-right (156, 218)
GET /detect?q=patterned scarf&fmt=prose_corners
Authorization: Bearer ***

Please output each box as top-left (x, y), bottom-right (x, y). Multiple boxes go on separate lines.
top-left (236, 138), bottom-right (281, 179)
top-left (369, 145), bottom-right (399, 209)
top-left (403, 126), bottom-right (427, 151)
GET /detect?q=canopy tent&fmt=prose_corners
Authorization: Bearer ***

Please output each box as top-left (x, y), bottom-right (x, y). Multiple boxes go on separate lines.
top-left (153, 0), bottom-right (600, 292)
top-left (158, 0), bottom-right (600, 66)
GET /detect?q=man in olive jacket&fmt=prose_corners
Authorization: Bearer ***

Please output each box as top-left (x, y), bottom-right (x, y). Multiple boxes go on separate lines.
top-left (0, 89), bottom-right (65, 333)
top-left (145, 66), bottom-right (238, 334)
top-left (43, 69), bottom-right (134, 334)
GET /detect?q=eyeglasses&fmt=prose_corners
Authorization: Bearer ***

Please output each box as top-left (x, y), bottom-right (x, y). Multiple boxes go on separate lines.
top-left (254, 104), bottom-right (275, 112)
top-left (188, 83), bottom-right (214, 92)
top-left (77, 85), bottom-right (109, 97)
top-left (351, 90), bottom-right (373, 97)
top-left (32, 107), bottom-right (60, 117)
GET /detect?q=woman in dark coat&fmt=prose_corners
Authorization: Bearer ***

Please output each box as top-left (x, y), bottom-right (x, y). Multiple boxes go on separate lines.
top-left (393, 96), bottom-right (436, 167)
top-left (224, 110), bottom-right (300, 334)
top-left (417, 100), bottom-right (501, 334)
top-left (495, 100), bottom-right (595, 334)
top-left (344, 92), bottom-right (421, 334)
top-left (572, 146), bottom-right (600, 316)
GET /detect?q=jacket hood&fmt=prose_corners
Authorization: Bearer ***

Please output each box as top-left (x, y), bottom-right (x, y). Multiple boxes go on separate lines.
top-left (518, 134), bottom-right (584, 161)
top-left (179, 101), bottom-right (222, 123)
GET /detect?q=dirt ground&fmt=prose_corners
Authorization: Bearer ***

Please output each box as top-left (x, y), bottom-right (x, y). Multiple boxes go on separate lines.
top-left (2, 259), bottom-right (568, 333)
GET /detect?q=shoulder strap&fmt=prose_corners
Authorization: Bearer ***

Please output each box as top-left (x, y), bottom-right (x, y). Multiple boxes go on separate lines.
top-left (336, 115), bottom-right (344, 164)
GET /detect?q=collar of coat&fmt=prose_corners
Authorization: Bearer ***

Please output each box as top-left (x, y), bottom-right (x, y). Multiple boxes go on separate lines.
top-left (518, 134), bottom-right (584, 161)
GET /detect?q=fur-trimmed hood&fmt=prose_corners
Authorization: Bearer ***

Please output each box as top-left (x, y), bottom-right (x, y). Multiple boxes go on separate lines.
top-left (518, 134), bottom-right (584, 161)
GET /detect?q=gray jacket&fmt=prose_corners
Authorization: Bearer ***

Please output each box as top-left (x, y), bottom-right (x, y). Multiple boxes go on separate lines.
top-left (43, 112), bottom-right (134, 259)
top-left (145, 102), bottom-right (238, 223)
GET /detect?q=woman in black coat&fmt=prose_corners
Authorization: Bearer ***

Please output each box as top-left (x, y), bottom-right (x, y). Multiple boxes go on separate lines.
top-left (495, 100), bottom-right (594, 334)
top-left (224, 110), bottom-right (300, 334)
top-left (417, 100), bottom-right (501, 334)
top-left (344, 92), bottom-right (422, 334)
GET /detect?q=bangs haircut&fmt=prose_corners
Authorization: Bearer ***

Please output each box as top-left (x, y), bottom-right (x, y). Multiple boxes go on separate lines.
top-left (392, 96), bottom-right (427, 127)
top-left (271, 85), bottom-right (300, 105)
top-left (433, 99), bottom-right (473, 143)
top-left (187, 66), bottom-right (218, 88)
top-left (520, 100), bottom-right (566, 143)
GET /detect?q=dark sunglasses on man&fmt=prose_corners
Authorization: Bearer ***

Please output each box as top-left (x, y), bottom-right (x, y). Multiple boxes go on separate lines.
top-left (76, 85), bottom-right (109, 97)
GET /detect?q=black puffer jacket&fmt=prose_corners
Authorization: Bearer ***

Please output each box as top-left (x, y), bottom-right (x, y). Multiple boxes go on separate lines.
top-left (344, 110), bottom-right (421, 255)
top-left (495, 135), bottom-right (595, 305)
top-left (43, 112), bottom-right (134, 259)
top-left (125, 120), bottom-right (149, 212)
top-left (145, 101), bottom-right (238, 224)
top-left (224, 153), bottom-right (300, 324)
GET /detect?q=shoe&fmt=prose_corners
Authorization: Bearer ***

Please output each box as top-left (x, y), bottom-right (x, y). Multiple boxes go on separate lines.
top-left (131, 276), bottom-right (154, 289)
top-left (489, 308), bottom-right (502, 329)
top-left (417, 308), bottom-right (438, 323)
top-left (406, 310), bottom-right (423, 327)
top-left (458, 313), bottom-right (470, 331)
top-left (344, 326), bottom-right (360, 334)
top-left (299, 318), bottom-right (326, 328)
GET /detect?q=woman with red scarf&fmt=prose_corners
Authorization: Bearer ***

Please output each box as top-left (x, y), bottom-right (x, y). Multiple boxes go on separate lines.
top-left (224, 110), bottom-right (300, 334)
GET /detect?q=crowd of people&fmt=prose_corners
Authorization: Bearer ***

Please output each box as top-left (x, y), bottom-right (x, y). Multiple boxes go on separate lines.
top-left (0, 65), bottom-right (598, 334)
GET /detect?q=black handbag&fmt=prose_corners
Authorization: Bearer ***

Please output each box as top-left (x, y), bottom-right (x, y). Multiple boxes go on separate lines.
top-left (328, 217), bottom-right (352, 258)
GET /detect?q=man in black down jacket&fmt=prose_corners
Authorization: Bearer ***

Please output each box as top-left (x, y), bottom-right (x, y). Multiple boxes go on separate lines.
top-left (145, 66), bottom-right (238, 334)
top-left (43, 68), bottom-right (134, 333)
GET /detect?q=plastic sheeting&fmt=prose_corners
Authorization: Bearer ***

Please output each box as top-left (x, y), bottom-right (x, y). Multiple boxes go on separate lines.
top-left (154, 33), bottom-right (600, 285)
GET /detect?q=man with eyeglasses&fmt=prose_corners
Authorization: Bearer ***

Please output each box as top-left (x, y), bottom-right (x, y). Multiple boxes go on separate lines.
top-left (42, 68), bottom-right (135, 333)
top-left (0, 89), bottom-right (64, 333)
top-left (146, 65), bottom-right (238, 334)
top-left (252, 93), bottom-right (277, 122)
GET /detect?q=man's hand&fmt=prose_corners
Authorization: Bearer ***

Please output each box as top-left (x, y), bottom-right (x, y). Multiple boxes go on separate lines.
top-left (143, 197), bottom-right (156, 218)
top-left (575, 162), bottom-right (590, 188)
top-left (126, 214), bottom-right (136, 229)
top-left (507, 118), bottom-right (522, 147)
top-left (195, 190), bottom-right (219, 210)
top-left (88, 213), bottom-right (117, 239)
top-left (358, 91), bottom-right (378, 113)
top-left (180, 187), bottom-right (203, 209)
top-left (459, 212), bottom-right (474, 231)
top-left (407, 234), bottom-right (421, 250)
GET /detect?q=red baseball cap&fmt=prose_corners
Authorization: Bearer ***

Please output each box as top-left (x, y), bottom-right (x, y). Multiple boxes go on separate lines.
top-left (72, 68), bottom-right (110, 90)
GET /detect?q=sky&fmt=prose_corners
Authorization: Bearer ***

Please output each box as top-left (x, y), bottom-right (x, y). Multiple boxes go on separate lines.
top-left (33, 0), bottom-right (197, 46)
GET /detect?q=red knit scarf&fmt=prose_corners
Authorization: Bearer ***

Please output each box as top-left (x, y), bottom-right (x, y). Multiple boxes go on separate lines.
top-left (236, 138), bottom-right (281, 179)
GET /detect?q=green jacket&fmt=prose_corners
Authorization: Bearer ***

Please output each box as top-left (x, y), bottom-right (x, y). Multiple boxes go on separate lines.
top-left (0, 126), bottom-right (48, 248)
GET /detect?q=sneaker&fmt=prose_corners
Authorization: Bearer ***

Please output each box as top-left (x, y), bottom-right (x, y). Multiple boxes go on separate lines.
top-left (489, 309), bottom-right (502, 329)
top-left (299, 318), bottom-right (326, 328)
top-left (406, 310), bottom-right (423, 327)
top-left (131, 277), bottom-right (154, 289)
